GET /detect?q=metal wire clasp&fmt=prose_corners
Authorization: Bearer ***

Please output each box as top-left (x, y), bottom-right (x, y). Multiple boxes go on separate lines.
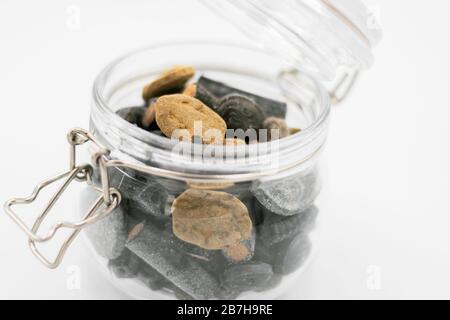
top-left (3, 128), bottom-right (121, 269)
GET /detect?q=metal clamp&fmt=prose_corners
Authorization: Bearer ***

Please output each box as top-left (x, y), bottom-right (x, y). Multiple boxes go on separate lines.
top-left (4, 125), bottom-right (325, 268)
top-left (3, 128), bottom-right (121, 269)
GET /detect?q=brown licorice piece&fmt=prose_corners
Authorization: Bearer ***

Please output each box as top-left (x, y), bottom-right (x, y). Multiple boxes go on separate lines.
top-left (154, 94), bottom-right (226, 144)
top-left (171, 189), bottom-right (252, 250)
top-left (182, 83), bottom-right (197, 97)
top-left (222, 229), bottom-right (255, 263)
top-left (289, 127), bottom-right (302, 135)
top-left (142, 65), bottom-right (195, 101)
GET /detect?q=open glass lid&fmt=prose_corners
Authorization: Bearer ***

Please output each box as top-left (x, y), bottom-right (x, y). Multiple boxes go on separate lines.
top-left (200, 0), bottom-right (382, 82)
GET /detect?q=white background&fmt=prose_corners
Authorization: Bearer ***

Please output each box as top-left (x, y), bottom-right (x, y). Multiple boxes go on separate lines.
top-left (0, 0), bottom-right (449, 299)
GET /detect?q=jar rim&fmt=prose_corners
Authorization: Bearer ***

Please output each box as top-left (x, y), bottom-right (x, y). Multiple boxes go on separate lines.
top-left (91, 40), bottom-right (330, 182)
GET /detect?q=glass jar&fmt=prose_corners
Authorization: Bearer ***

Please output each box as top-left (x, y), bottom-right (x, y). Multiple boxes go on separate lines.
top-left (81, 42), bottom-right (329, 300)
top-left (4, 0), bottom-right (380, 300)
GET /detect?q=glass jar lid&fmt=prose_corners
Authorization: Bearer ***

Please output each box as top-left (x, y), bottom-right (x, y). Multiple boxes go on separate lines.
top-left (200, 0), bottom-right (382, 81)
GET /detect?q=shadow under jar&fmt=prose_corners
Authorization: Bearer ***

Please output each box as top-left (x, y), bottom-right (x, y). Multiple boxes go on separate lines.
top-left (82, 42), bottom-right (330, 300)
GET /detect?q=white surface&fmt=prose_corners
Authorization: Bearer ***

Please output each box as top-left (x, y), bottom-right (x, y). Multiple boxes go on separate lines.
top-left (0, 0), bottom-right (449, 299)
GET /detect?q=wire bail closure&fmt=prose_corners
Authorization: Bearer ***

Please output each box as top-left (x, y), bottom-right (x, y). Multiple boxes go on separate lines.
top-left (3, 128), bottom-right (121, 269)
top-left (3, 121), bottom-right (327, 269)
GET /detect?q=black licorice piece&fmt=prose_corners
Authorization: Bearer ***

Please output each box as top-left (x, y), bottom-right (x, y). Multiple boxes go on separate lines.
top-left (221, 261), bottom-right (274, 292)
top-left (255, 274), bottom-right (283, 292)
top-left (108, 167), bottom-right (169, 219)
top-left (242, 197), bottom-right (264, 227)
top-left (86, 206), bottom-right (127, 259)
top-left (198, 76), bottom-right (287, 119)
top-left (82, 188), bottom-right (127, 260)
top-left (251, 169), bottom-right (320, 216)
top-left (172, 287), bottom-right (196, 300)
top-left (275, 233), bottom-right (312, 275)
top-left (129, 180), bottom-right (169, 217)
top-left (126, 222), bottom-right (219, 300)
top-left (217, 94), bottom-right (265, 132)
top-left (149, 130), bottom-right (166, 137)
top-left (195, 84), bottom-right (220, 111)
top-left (259, 205), bottom-right (318, 246)
top-left (116, 106), bottom-right (147, 128)
top-left (153, 176), bottom-right (187, 196)
top-left (138, 262), bottom-right (171, 291)
top-left (137, 245), bottom-right (202, 299)
top-left (214, 286), bottom-right (241, 300)
top-left (255, 233), bottom-right (312, 275)
top-left (108, 248), bottom-right (141, 279)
